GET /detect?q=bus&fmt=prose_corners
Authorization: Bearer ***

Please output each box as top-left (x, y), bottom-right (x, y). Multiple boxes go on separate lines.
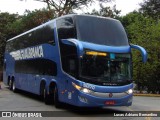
top-left (3, 14), bottom-right (147, 108)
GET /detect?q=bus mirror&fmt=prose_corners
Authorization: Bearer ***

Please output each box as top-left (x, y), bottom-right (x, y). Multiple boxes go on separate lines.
top-left (131, 44), bottom-right (147, 63)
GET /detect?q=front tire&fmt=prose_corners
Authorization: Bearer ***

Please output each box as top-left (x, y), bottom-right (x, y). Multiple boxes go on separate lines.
top-left (12, 80), bottom-right (17, 93)
top-left (9, 79), bottom-right (13, 90)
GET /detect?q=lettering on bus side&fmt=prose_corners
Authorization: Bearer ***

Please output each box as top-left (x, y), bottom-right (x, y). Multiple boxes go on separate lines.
top-left (10, 45), bottom-right (44, 60)
top-left (83, 83), bottom-right (95, 90)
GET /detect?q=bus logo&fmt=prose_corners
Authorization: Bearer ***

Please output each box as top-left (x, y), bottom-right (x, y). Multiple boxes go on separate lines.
top-left (109, 93), bottom-right (113, 98)
top-left (10, 45), bottom-right (44, 60)
top-left (83, 83), bottom-right (95, 90)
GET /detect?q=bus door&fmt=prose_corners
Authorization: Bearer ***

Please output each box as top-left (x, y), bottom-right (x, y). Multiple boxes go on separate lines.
top-left (62, 55), bottom-right (78, 100)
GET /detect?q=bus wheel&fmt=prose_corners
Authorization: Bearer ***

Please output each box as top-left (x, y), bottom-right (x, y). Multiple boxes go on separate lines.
top-left (12, 80), bottom-right (17, 93)
top-left (54, 85), bottom-right (61, 108)
top-left (43, 87), bottom-right (52, 105)
top-left (9, 79), bottom-right (13, 90)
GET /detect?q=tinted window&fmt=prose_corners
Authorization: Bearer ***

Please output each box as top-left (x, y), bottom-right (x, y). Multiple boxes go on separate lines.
top-left (3, 61), bottom-right (6, 72)
top-left (6, 23), bottom-right (55, 52)
top-left (76, 15), bottom-right (129, 46)
top-left (15, 59), bottom-right (57, 76)
top-left (56, 17), bottom-right (77, 40)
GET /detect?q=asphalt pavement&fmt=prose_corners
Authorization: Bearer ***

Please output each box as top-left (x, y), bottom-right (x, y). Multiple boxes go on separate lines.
top-left (0, 82), bottom-right (160, 120)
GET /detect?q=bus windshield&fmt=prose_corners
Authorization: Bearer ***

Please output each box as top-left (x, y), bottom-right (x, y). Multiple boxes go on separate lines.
top-left (75, 15), bottom-right (128, 46)
top-left (80, 53), bottom-right (132, 86)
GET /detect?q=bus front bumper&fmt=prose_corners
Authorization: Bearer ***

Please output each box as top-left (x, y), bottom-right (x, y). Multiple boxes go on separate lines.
top-left (72, 91), bottom-right (133, 107)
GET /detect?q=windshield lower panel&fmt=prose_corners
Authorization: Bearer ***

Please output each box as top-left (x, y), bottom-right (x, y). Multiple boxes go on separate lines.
top-left (80, 52), bottom-right (132, 86)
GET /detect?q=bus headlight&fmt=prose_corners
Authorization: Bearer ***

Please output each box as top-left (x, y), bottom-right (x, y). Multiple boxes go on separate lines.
top-left (81, 88), bottom-right (91, 93)
top-left (126, 89), bottom-right (133, 94)
top-left (72, 82), bottom-right (92, 94)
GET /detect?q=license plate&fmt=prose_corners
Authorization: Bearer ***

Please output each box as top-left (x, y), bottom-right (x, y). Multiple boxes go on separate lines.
top-left (105, 101), bottom-right (115, 105)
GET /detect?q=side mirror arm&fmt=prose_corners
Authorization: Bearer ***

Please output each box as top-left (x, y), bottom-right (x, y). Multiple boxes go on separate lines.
top-left (130, 44), bottom-right (147, 63)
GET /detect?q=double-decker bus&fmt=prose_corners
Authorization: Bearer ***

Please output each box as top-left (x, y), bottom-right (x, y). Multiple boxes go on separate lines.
top-left (3, 14), bottom-right (147, 108)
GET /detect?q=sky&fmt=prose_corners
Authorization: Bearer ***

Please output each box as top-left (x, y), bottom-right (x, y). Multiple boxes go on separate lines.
top-left (0, 0), bottom-right (144, 16)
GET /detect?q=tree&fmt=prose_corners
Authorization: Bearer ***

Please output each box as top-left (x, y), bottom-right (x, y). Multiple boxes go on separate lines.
top-left (0, 9), bottom-right (54, 69)
top-left (8, 8), bottom-right (54, 36)
top-left (0, 12), bottom-right (19, 69)
top-left (90, 4), bottom-right (121, 18)
top-left (0, 33), bottom-right (6, 69)
top-left (21, 0), bottom-right (113, 16)
top-left (121, 12), bottom-right (160, 93)
top-left (139, 0), bottom-right (160, 19)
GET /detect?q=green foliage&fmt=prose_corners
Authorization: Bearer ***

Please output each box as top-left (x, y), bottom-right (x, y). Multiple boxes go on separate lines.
top-left (121, 12), bottom-right (160, 93)
top-left (8, 9), bottom-right (54, 36)
top-left (0, 33), bottom-right (6, 69)
top-left (139, 0), bottom-right (160, 20)
top-left (0, 12), bottom-right (19, 69)
top-left (0, 9), bottom-right (54, 69)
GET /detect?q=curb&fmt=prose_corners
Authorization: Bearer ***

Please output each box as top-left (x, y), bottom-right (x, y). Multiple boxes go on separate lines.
top-left (134, 93), bottom-right (160, 97)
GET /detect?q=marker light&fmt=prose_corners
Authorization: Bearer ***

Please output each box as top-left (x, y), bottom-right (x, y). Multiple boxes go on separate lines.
top-left (86, 51), bottom-right (107, 56)
top-left (126, 89), bottom-right (133, 94)
top-left (72, 82), bottom-right (81, 90)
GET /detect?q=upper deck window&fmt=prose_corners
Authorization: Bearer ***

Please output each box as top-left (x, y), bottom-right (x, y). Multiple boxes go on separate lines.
top-left (56, 17), bottom-right (77, 40)
top-left (6, 24), bottom-right (55, 52)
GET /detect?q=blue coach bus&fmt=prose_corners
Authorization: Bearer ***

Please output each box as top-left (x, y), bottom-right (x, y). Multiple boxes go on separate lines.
top-left (3, 14), bottom-right (147, 108)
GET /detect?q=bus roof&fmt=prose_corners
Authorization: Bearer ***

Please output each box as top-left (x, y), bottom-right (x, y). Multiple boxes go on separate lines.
top-left (7, 14), bottom-right (119, 42)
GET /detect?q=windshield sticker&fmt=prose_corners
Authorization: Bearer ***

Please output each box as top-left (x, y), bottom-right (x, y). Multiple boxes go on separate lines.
top-left (110, 53), bottom-right (115, 59)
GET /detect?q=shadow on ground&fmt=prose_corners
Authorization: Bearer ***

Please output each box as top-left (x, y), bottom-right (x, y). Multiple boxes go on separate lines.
top-left (6, 87), bottom-right (127, 117)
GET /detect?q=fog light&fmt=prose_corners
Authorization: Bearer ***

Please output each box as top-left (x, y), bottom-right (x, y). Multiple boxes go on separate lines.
top-left (128, 96), bottom-right (133, 103)
top-left (78, 96), bottom-right (88, 103)
top-left (126, 89), bottom-right (133, 94)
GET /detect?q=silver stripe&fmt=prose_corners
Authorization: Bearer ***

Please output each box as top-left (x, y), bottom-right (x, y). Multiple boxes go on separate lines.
top-left (90, 92), bottom-right (128, 98)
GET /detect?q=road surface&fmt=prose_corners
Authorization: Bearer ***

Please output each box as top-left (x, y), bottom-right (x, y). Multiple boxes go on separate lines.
top-left (0, 82), bottom-right (160, 120)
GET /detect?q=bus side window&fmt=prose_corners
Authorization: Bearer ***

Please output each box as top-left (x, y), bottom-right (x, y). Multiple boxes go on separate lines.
top-left (69, 59), bottom-right (75, 70)
top-left (39, 60), bottom-right (57, 76)
top-left (15, 59), bottom-right (57, 76)
top-left (57, 17), bottom-right (77, 40)
top-left (43, 26), bottom-right (55, 44)
top-left (69, 59), bottom-right (75, 73)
